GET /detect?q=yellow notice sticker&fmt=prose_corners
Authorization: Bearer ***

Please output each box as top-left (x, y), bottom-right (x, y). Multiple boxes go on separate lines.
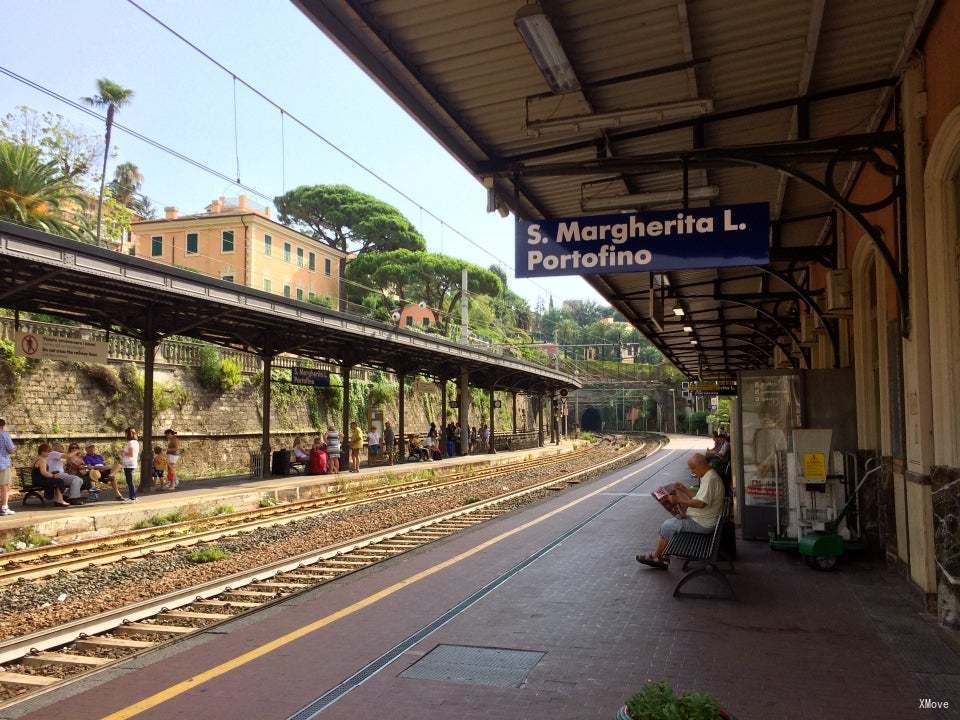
top-left (802, 452), bottom-right (827, 481)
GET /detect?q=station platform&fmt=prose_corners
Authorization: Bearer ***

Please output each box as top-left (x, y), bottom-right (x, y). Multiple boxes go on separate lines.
top-left (7, 437), bottom-right (958, 720)
top-left (0, 441), bottom-right (577, 542)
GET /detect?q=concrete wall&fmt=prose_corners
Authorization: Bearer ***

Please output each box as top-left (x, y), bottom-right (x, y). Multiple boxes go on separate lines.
top-left (799, 0), bottom-right (960, 616)
top-left (0, 356), bottom-right (535, 481)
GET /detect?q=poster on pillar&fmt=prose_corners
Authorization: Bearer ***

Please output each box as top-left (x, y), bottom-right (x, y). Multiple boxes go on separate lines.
top-left (515, 202), bottom-right (769, 278)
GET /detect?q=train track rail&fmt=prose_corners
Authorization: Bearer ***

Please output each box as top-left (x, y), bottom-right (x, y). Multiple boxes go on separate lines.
top-left (0, 445), bottom-right (604, 586)
top-left (0, 438), bottom-right (660, 708)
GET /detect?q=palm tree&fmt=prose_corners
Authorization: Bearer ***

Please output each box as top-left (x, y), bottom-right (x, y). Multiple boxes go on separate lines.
top-left (0, 140), bottom-right (91, 240)
top-left (83, 78), bottom-right (134, 245)
top-left (108, 161), bottom-right (143, 207)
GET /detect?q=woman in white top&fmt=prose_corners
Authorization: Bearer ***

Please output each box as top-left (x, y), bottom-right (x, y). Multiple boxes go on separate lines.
top-left (46, 443), bottom-right (83, 501)
top-left (121, 427), bottom-right (139, 501)
top-left (292, 437), bottom-right (309, 463)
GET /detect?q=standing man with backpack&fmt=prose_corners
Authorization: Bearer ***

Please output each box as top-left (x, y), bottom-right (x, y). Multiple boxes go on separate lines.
top-left (0, 419), bottom-right (15, 516)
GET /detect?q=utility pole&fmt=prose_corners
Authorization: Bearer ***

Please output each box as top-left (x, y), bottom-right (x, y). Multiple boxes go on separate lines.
top-left (460, 267), bottom-right (469, 343)
top-left (553, 326), bottom-right (559, 370)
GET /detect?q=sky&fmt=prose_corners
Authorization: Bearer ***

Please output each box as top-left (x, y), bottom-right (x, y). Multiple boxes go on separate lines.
top-left (0, 0), bottom-right (605, 308)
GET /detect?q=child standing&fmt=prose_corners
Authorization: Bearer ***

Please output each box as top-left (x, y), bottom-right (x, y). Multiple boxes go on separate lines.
top-left (153, 447), bottom-right (167, 488)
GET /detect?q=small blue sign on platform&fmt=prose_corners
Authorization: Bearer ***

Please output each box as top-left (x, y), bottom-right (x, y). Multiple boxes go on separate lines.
top-left (515, 202), bottom-right (769, 278)
top-left (291, 366), bottom-right (330, 387)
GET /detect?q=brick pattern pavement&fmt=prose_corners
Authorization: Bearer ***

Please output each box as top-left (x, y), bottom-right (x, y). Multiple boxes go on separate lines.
top-left (9, 442), bottom-right (958, 720)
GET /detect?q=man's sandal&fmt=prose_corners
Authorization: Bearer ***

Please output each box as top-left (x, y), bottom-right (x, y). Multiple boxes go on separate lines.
top-left (635, 553), bottom-right (668, 569)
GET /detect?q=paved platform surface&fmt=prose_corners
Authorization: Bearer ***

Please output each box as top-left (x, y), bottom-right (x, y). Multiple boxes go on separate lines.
top-left (0, 441), bottom-right (574, 540)
top-left (7, 437), bottom-right (959, 720)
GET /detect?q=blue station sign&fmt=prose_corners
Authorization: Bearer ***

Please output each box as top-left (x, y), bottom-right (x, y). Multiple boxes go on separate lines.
top-left (515, 202), bottom-right (769, 278)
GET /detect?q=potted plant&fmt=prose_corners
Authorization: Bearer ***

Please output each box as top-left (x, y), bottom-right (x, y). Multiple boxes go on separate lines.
top-left (617, 681), bottom-right (735, 720)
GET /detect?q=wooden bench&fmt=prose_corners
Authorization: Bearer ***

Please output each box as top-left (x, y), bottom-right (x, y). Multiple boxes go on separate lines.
top-left (664, 497), bottom-right (735, 600)
top-left (16, 467), bottom-right (46, 507)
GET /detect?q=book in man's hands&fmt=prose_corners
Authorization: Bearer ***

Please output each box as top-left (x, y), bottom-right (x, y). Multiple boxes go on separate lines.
top-left (652, 483), bottom-right (688, 518)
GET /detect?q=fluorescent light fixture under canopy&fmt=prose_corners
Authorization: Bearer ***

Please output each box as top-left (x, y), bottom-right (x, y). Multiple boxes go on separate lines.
top-left (581, 185), bottom-right (720, 212)
top-left (527, 98), bottom-right (713, 136)
top-left (515, 3), bottom-right (580, 94)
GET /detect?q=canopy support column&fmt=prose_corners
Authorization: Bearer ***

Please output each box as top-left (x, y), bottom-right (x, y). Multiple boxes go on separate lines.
top-left (537, 394), bottom-right (544, 447)
top-left (138, 311), bottom-right (156, 493)
top-left (458, 367), bottom-right (470, 455)
top-left (260, 351), bottom-right (273, 478)
top-left (341, 361), bottom-right (353, 451)
top-left (488, 387), bottom-right (496, 454)
top-left (397, 370), bottom-right (406, 464)
top-left (512, 392), bottom-right (518, 435)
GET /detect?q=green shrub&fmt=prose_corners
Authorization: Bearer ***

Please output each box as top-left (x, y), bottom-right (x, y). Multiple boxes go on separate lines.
top-left (307, 294), bottom-right (333, 308)
top-left (207, 504), bottom-right (234, 516)
top-left (80, 363), bottom-right (122, 395)
top-left (196, 345), bottom-right (242, 392)
top-left (0, 338), bottom-right (26, 377)
top-left (187, 546), bottom-right (227, 564)
top-left (133, 511), bottom-right (185, 529)
top-left (196, 345), bottom-right (221, 389)
top-left (259, 497), bottom-right (280, 508)
top-left (579, 431), bottom-right (596, 442)
top-left (624, 682), bottom-right (722, 720)
top-left (3, 529), bottom-right (52, 552)
top-left (218, 357), bottom-right (242, 391)
top-left (460, 496), bottom-right (482, 506)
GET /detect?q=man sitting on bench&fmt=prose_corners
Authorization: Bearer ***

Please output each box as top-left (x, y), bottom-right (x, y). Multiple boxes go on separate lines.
top-left (637, 454), bottom-right (723, 569)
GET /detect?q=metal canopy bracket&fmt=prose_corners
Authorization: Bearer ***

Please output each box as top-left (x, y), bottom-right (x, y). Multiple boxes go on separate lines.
top-left (484, 129), bottom-right (909, 345)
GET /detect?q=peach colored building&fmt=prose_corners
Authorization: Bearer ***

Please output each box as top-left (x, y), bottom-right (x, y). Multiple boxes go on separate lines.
top-left (130, 195), bottom-right (345, 305)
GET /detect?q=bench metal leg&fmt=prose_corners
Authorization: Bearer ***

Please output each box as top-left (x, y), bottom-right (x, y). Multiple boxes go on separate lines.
top-left (681, 556), bottom-right (736, 575)
top-left (22, 490), bottom-right (45, 507)
top-left (673, 562), bottom-right (736, 601)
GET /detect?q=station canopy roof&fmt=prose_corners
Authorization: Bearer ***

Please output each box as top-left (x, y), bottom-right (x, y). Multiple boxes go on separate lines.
top-left (0, 221), bottom-right (578, 392)
top-left (296, 0), bottom-right (934, 378)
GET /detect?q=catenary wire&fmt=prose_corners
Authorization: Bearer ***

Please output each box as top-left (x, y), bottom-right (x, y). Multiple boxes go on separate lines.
top-left (121, 0), bottom-right (549, 294)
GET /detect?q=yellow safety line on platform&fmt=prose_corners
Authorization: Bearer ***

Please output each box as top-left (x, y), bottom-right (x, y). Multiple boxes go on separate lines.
top-left (102, 449), bottom-right (675, 720)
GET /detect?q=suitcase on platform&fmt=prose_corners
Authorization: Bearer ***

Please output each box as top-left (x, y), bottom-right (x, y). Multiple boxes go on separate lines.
top-left (309, 448), bottom-right (328, 474)
top-left (271, 449), bottom-right (291, 475)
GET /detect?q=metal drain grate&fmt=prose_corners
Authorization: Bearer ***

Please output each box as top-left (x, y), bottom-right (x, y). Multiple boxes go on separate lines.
top-left (400, 644), bottom-right (544, 688)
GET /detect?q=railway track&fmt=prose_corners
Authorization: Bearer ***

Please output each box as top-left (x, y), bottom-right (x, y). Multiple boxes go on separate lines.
top-left (0, 437), bottom-right (659, 708)
top-left (0, 444), bottom-right (607, 586)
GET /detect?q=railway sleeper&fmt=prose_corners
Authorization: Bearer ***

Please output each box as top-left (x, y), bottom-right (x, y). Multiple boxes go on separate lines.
top-left (0, 671), bottom-right (59, 688)
top-left (74, 636), bottom-right (154, 650)
top-left (191, 599), bottom-right (260, 610)
top-left (23, 652), bottom-right (111, 669)
top-left (222, 590), bottom-right (276, 601)
top-left (158, 610), bottom-right (232, 622)
top-left (115, 623), bottom-right (194, 636)
top-left (248, 582), bottom-right (310, 592)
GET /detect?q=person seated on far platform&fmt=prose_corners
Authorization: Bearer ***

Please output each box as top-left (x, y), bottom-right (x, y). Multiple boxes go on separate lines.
top-left (82, 444), bottom-right (124, 501)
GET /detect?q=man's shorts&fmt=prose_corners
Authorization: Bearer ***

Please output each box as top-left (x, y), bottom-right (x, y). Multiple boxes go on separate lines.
top-left (0, 467), bottom-right (10, 487)
top-left (659, 515), bottom-right (712, 540)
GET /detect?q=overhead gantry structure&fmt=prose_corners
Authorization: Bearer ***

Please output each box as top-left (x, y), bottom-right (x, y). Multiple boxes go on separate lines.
top-left (296, 0), bottom-right (935, 379)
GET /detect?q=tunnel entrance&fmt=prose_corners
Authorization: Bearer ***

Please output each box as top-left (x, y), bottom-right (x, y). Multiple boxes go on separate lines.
top-left (580, 407), bottom-right (602, 433)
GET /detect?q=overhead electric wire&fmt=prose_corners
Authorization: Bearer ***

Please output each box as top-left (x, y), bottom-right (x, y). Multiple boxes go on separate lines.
top-left (0, 64), bottom-right (273, 205)
top-left (122, 0), bottom-right (549, 295)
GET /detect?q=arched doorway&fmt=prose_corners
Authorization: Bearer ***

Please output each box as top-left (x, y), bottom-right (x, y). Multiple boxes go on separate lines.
top-left (925, 104), bottom-right (960, 467)
top-left (580, 407), bottom-right (602, 433)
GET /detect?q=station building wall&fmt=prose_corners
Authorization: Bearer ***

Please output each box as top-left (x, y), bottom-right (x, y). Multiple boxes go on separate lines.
top-left (801, 0), bottom-right (960, 624)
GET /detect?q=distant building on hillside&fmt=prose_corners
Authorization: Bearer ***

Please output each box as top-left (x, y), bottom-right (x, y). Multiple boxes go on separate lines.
top-left (397, 302), bottom-right (436, 331)
top-left (129, 195), bottom-right (346, 305)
